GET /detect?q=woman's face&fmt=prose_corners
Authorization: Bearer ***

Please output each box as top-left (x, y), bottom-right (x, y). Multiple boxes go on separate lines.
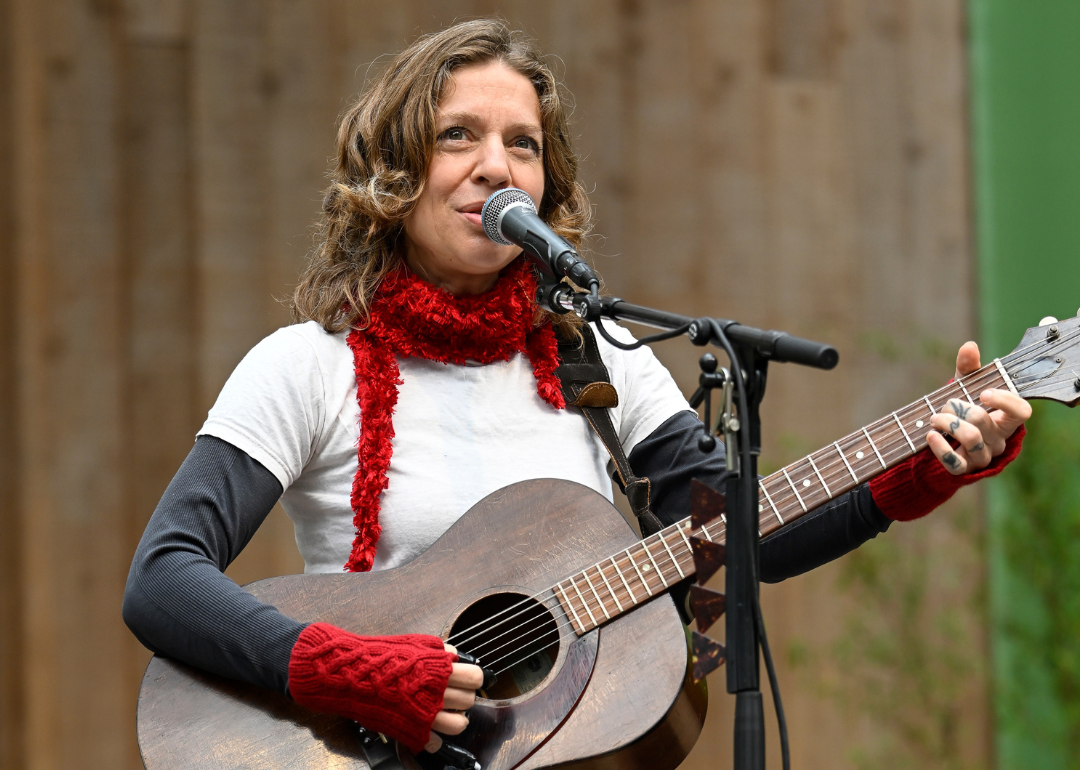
top-left (402, 61), bottom-right (546, 295)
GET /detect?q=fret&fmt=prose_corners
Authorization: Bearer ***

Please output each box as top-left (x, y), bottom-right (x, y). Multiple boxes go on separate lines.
top-left (676, 521), bottom-right (693, 550)
top-left (610, 556), bottom-right (635, 606)
top-left (806, 455), bottom-right (831, 498)
top-left (627, 547), bottom-right (653, 596)
top-left (596, 565), bottom-right (622, 612)
top-left (761, 483), bottom-right (784, 524)
top-left (700, 523), bottom-right (716, 541)
top-left (893, 411), bottom-right (916, 452)
top-left (556, 583), bottom-right (584, 633)
top-left (582, 570), bottom-right (610, 620)
top-left (923, 395), bottom-right (936, 415)
top-left (658, 533), bottom-right (685, 579)
top-left (994, 358), bottom-right (1020, 396)
top-left (834, 441), bottom-right (858, 483)
top-left (641, 540), bottom-right (670, 587)
top-left (569, 576), bottom-right (597, 626)
top-left (782, 467), bottom-right (808, 512)
top-left (957, 378), bottom-right (973, 402)
top-left (861, 427), bottom-right (887, 469)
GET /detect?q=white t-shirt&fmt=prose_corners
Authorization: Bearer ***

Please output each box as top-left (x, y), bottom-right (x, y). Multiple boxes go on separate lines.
top-left (199, 320), bottom-right (691, 573)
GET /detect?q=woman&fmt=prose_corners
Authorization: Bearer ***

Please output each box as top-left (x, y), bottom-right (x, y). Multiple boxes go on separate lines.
top-left (123, 18), bottom-right (1031, 758)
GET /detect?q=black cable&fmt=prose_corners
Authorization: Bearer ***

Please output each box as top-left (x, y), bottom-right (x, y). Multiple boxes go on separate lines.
top-left (755, 599), bottom-right (791, 770)
top-left (593, 315), bottom-right (692, 350)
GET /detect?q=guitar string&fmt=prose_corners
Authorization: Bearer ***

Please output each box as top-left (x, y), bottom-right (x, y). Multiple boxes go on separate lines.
top-left (463, 531), bottom-right (701, 667)
top-left (758, 364), bottom-right (1013, 525)
top-left (483, 550), bottom-right (695, 675)
top-left (448, 527), bottom-right (693, 654)
top-left (473, 368), bottom-right (1021, 674)
top-left (445, 524), bottom-right (694, 651)
top-left (457, 364), bottom-right (1008, 669)
top-left (460, 363), bottom-right (1006, 673)
top-left (485, 374), bottom-right (1033, 673)
top-left (486, 538), bottom-right (702, 674)
top-left (443, 523), bottom-right (682, 648)
top-left (471, 519), bottom-right (712, 670)
top-left (755, 365), bottom-right (1006, 514)
top-left (756, 323), bottom-right (1077, 516)
top-left (452, 527), bottom-right (699, 663)
top-left (451, 329), bottom-right (1076, 670)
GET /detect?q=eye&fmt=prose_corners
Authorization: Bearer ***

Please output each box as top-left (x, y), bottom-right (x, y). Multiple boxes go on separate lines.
top-left (512, 136), bottom-right (542, 155)
top-left (439, 127), bottom-right (468, 142)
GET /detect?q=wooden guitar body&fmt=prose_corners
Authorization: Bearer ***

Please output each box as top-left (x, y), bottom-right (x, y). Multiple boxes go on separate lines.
top-left (137, 479), bottom-right (708, 770)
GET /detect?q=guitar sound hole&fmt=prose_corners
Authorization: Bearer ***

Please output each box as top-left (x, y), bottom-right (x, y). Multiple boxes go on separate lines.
top-left (448, 593), bottom-right (560, 700)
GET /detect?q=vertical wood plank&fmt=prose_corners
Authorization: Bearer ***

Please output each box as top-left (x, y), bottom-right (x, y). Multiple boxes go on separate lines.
top-left (223, 0), bottom-right (344, 584)
top-left (120, 34), bottom-right (197, 770)
top-left (13, 0), bottom-right (131, 766)
top-left (191, 1), bottom-right (285, 583)
top-left (192, 0), bottom-right (271, 408)
top-left (0, 0), bottom-right (25, 763)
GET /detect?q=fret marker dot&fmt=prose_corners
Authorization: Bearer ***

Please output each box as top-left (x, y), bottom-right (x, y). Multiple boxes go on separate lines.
top-left (856, 451), bottom-right (864, 459)
top-left (802, 479), bottom-right (811, 488)
top-left (916, 420), bottom-right (924, 428)
top-left (642, 564), bottom-right (651, 571)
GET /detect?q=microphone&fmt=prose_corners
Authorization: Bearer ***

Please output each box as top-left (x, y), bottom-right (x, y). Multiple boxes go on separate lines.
top-left (481, 188), bottom-right (599, 289)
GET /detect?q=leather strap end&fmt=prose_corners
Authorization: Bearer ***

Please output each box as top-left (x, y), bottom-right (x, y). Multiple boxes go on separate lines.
top-left (569, 382), bottom-right (619, 408)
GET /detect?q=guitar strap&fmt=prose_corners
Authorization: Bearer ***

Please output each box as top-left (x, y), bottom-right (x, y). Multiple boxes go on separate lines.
top-left (554, 324), bottom-right (665, 538)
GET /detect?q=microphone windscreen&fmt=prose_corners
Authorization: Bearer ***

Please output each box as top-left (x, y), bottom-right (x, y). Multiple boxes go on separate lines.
top-left (481, 188), bottom-right (536, 246)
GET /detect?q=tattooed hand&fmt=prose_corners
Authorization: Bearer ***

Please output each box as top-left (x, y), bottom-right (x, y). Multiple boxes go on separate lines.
top-left (926, 341), bottom-right (1032, 475)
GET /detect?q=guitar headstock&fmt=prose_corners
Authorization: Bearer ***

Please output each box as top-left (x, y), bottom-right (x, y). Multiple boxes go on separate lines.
top-left (1003, 312), bottom-right (1080, 406)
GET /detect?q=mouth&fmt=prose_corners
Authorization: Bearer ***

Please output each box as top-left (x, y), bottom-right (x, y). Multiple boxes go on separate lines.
top-left (459, 202), bottom-right (485, 227)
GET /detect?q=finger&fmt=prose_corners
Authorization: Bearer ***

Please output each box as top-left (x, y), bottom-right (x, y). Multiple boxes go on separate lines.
top-left (980, 389), bottom-right (1033, 436)
top-left (926, 431), bottom-right (968, 475)
top-left (931, 411), bottom-right (989, 465)
top-left (448, 662), bottom-right (484, 690)
top-left (432, 710), bottom-right (469, 736)
top-left (940, 398), bottom-right (1001, 458)
top-left (426, 732), bottom-right (442, 752)
top-left (443, 643), bottom-right (457, 655)
top-left (442, 685), bottom-right (476, 711)
top-left (931, 413), bottom-right (991, 469)
top-left (955, 341), bottom-right (981, 379)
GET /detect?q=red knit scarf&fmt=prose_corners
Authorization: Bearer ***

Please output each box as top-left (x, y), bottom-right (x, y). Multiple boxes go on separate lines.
top-left (343, 258), bottom-right (565, 572)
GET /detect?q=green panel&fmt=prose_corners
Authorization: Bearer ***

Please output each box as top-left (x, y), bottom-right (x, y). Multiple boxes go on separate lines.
top-left (969, 2), bottom-right (1080, 768)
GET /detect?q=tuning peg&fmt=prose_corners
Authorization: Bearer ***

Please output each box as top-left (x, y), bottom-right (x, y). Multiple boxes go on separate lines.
top-left (1040, 316), bottom-right (1059, 326)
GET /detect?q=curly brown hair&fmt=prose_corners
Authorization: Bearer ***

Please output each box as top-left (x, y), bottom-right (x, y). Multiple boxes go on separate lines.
top-left (291, 18), bottom-right (592, 333)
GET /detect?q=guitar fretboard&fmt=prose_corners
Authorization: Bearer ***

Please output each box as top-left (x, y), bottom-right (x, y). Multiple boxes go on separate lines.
top-left (553, 359), bottom-right (1017, 634)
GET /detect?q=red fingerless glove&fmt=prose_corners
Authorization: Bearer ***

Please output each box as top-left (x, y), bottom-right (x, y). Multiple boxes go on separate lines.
top-left (869, 425), bottom-right (1025, 521)
top-left (287, 623), bottom-right (454, 753)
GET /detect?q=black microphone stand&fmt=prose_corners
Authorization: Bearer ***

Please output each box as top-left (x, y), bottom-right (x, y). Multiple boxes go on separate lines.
top-left (552, 287), bottom-right (837, 770)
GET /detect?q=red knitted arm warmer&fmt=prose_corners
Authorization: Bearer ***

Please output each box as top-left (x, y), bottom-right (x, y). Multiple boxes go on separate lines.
top-left (869, 425), bottom-right (1026, 521)
top-left (287, 623), bottom-right (454, 753)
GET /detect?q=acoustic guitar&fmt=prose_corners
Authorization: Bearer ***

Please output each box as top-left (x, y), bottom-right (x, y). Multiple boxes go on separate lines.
top-left (136, 314), bottom-right (1080, 770)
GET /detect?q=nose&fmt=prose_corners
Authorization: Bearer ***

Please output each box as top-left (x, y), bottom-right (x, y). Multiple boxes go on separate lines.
top-left (471, 135), bottom-right (512, 188)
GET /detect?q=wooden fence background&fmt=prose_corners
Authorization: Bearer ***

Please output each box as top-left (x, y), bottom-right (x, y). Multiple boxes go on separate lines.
top-left (0, 1), bottom-right (988, 768)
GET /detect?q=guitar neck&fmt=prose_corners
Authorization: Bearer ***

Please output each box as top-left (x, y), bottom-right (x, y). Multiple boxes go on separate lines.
top-left (552, 359), bottom-right (1019, 634)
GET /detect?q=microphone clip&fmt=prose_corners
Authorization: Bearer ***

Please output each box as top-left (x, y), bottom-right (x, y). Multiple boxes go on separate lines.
top-left (535, 279), bottom-right (576, 315)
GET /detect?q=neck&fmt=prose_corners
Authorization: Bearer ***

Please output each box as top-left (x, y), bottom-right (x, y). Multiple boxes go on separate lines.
top-left (550, 357), bottom-right (1018, 634)
top-left (403, 253), bottom-right (501, 296)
